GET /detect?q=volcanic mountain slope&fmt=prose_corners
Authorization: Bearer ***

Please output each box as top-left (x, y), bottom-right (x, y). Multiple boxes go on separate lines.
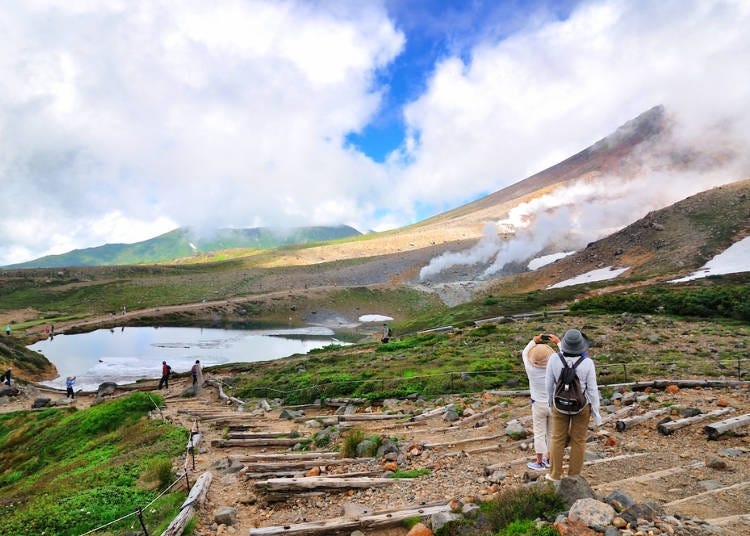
top-left (483, 178), bottom-right (750, 296)
top-left (257, 105), bottom-right (741, 285)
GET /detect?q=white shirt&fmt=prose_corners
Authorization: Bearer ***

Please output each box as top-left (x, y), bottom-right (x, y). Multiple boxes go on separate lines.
top-left (545, 351), bottom-right (602, 426)
top-left (522, 340), bottom-right (557, 405)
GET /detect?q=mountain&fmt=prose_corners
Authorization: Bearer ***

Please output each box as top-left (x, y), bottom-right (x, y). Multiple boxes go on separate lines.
top-left (2, 225), bottom-right (361, 269)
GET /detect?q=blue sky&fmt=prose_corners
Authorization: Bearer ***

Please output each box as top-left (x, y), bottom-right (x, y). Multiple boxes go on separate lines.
top-left (348, 0), bottom-right (578, 162)
top-left (0, 0), bottom-right (749, 266)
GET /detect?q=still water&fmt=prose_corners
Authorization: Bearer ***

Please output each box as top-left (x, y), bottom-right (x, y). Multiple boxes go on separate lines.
top-left (29, 326), bottom-right (342, 391)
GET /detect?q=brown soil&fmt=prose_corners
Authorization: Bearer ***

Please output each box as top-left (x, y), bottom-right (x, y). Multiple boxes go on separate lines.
top-left (5, 376), bottom-right (748, 535)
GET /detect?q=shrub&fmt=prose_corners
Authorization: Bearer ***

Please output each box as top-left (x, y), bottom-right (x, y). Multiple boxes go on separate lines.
top-left (483, 484), bottom-right (566, 532)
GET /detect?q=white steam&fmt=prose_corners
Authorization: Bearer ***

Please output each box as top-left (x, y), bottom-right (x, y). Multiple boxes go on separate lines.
top-left (419, 150), bottom-right (746, 282)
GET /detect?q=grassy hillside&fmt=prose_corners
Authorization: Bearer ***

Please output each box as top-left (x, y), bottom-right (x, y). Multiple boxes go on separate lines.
top-left (3, 225), bottom-right (361, 269)
top-left (0, 393), bottom-right (186, 536)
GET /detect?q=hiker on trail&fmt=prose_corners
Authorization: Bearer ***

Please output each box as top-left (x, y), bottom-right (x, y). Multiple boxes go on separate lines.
top-left (191, 360), bottom-right (203, 386)
top-left (381, 324), bottom-right (392, 343)
top-left (3, 368), bottom-right (11, 386)
top-left (66, 376), bottom-right (76, 398)
top-left (521, 333), bottom-right (560, 470)
top-left (5, 325), bottom-right (10, 336)
top-left (545, 329), bottom-right (601, 482)
top-left (159, 361), bottom-right (171, 390)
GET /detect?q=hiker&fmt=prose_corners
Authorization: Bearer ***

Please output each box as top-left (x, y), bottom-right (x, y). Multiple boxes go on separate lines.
top-left (381, 324), bottom-right (392, 343)
top-left (545, 329), bottom-right (601, 481)
top-left (521, 333), bottom-right (560, 470)
top-left (191, 360), bottom-right (203, 386)
top-left (66, 376), bottom-right (76, 398)
top-left (5, 325), bottom-right (10, 336)
top-left (158, 361), bottom-right (171, 390)
top-left (3, 368), bottom-right (11, 386)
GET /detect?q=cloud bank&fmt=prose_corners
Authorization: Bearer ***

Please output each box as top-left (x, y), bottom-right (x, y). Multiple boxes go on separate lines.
top-left (1, 0), bottom-right (750, 266)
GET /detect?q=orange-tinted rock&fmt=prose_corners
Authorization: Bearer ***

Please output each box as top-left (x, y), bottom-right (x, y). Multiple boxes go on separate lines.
top-left (383, 461), bottom-right (398, 472)
top-left (406, 522), bottom-right (434, 536)
top-left (717, 399), bottom-right (730, 407)
top-left (604, 436), bottom-right (617, 447)
top-left (305, 466), bottom-right (320, 477)
top-left (554, 520), bottom-right (599, 536)
top-left (665, 384), bottom-right (679, 395)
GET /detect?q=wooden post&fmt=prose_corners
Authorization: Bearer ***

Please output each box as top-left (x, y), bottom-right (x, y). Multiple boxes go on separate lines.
top-left (615, 407), bottom-right (673, 432)
top-left (658, 407), bottom-right (734, 435)
top-left (705, 413), bottom-right (750, 440)
top-left (136, 507), bottom-right (150, 536)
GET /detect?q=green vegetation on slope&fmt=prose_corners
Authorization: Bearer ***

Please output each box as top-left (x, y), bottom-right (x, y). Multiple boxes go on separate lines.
top-left (3, 225), bottom-right (361, 269)
top-left (225, 309), bottom-right (750, 405)
top-left (0, 393), bottom-right (186, 536)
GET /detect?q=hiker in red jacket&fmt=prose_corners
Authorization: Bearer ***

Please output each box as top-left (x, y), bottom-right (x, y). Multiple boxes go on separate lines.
top-left (159, 361), bottom-right (171, 389)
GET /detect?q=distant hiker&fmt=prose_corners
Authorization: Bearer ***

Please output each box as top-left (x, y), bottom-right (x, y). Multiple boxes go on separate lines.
top-left (50, 324), bottom-right (55, 335)
top-left (5, 325), bottom-right (10, 336)
top-left (521, 333), bottom-right (560, 470)
top-left (381, 324), bottom-right (393, 343)
top-left (66, 376), bottom-right (76, 398)
top-left (3, 368), bottom-right (11, 386)
top-left (545, 329), bottom-right (601, 482)
top-left (159, 361), bottom-right (171, 389)
top-left (191, 360), bottom-right (202, 385)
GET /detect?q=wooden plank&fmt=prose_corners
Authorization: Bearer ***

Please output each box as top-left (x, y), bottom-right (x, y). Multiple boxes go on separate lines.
top-left (338, 413), bottom-right (406, 422)
top-left (598, 405), bottom-right (636, 427)
top-left (227, 432), bottom-right (294, 440)
top-left (423, 433), bottom-right (505, 449)
top-left (250, 504), bottom-right (451, 536)
top-left (242, 458), bottom-right (368, 472)
top-left (444, 403), bottom-right (505, 429)
top-left (160, 471), bottom-right (213, 536)
top-left (705, 413), bottom-right (750, 440)
top-left (412, 404), bottom-right (455, 421)
top-left (663, 480), bottom-right (750, 508)
top-left (254, 476), bottom-right (394, 492)
top-left (212, 438), bottom-right (301, 448)
top-left (595, 462), bottom-right (704, 489)
top-left (607, 379), bottom-right (750, 391)
top-left (658, 407), bottom-right (734, 435)
top-left (233, 452), bottom-right (340, 462)
top-left (615, 407), bottom-right (673, 432)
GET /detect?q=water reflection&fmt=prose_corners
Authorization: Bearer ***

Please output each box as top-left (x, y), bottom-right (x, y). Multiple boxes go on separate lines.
top-left (30, 326), bottom-right (342, 391)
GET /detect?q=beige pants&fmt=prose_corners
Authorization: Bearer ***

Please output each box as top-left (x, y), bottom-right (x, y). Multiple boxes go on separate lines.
top-left (549, 404), bottom-right (590, 480)
top-left (531, 402), bottom-right (552, 455)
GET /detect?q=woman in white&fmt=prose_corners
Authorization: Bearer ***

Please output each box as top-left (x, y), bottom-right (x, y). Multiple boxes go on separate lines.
top-left (521, 333), bottom-right (560, 470)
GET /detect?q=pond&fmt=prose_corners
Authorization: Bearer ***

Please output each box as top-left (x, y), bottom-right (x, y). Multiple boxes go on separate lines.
top-left (29, 326), bottom-right (343, 391)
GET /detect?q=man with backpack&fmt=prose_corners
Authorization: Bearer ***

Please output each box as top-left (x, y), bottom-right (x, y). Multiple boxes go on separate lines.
top-left (545, 329), bottom-right (602, 482)
top-left (159, 361), bottom-right (172, 390)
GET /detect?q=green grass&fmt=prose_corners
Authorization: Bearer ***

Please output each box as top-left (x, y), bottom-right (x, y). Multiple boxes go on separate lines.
top-left (0, 393), bottom-right (187, 536)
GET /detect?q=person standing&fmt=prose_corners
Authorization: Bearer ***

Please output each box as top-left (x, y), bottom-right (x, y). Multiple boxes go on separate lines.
top-left (381, 324), bottom-right (392, 343)
top-left (545, 329), bottom-right (601, 481)
top-left (159, 361), bottom-right (171, 390)
top-left (521, 333), bottom-right (560, 470)
top-left (3, 368), bottom-right (11, 386)
top-left (66, 376), bottom-right (76, 398)
top-left (191, 360), bottom-right (202, 385)
top-left (5, 325), bottom-right (10, 336)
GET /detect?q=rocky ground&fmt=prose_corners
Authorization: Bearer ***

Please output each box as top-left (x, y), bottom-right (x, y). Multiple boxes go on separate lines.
top-left (5, 373), bottom-right (748, 536)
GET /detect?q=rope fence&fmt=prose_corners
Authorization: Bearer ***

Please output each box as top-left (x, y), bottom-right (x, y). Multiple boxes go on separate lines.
top-left (76, 420), bottom-right (200, 536)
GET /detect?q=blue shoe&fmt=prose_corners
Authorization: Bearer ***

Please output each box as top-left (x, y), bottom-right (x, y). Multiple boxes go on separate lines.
top-left (527, 461), bottom-right (545, 470)
top-left (542, 457), bottom-right (551, 468)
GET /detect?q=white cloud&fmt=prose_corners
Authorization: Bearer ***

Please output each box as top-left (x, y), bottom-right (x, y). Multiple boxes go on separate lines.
top-left (1, 0), bottom-right (750, 267)
top-left (0, 0), bottom-right (403, 264)
top-left (390, 0), bottom-right (750, 215)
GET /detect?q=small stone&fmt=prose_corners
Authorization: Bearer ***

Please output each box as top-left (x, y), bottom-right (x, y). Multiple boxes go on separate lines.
top-left (706, 456), bottom-right (727, 470)
top-left (665, 384), bottom-right (679, 395)
top-left (406, 522), bottom-right (434, 536)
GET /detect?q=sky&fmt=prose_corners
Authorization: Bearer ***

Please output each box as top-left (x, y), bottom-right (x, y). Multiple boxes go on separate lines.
top-left (1, 0), bottom-right (749, 266)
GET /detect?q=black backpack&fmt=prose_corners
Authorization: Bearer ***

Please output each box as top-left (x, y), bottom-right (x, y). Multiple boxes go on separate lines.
top-left (553, 353), bottom-right (588, 414)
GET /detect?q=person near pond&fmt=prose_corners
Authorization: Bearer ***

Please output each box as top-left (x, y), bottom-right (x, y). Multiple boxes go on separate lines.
top-left (159, 361), bottom-right (171, 390)
top-left (545, 329), bottom-right (602, 481)
top-left (66, 376), bottom-right (76, 398)
top-left (381, 323), bottom-right (392, 343)
top-left (521, 333), bottom-right (560, 470)
top-left (191, 360), bottom-right (203, 386)
top-left (3, 368), bottom-right (11, 386)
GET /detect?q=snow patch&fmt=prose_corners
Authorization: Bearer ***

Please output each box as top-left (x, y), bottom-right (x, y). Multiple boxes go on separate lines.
top-left (528, 251), bottom-right (575, 271)
top-left (547, 266), bottom-right (630, 289)
top-left (358, 314), bottom-right (393, 322)
top-left (669, 236), bottom-right (750, 283)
